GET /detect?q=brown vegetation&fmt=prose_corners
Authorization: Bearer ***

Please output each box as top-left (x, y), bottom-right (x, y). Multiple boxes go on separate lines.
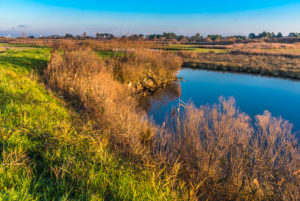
top-left (44, 40), bottom-right (181, 159)
top-left (0, 38), bottom-right (54, 47)
top-left (232, 42), bottom-right (300, 50)
top-left (155, 97), bottom-right (300, 200)
top-left (181, 51), bottom-right (300, 79)
top-left (230, 42), bottom-right (300, 58)
top-left (50, 39), bottom-right (182, 92)
top-left (44, 43), bottom-right (190, 198)
top-left (45, 48), bottom-right (155, 159)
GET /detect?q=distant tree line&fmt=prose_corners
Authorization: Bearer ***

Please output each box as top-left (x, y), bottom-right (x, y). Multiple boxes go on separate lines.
top-left (248, 31), bottom-right (300, 39)
top-left (27, 31), bottom-right (300, 43)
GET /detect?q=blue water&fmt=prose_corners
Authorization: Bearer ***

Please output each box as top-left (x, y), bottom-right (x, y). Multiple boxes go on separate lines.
top-left (144, 69), bottom-right (300, 136)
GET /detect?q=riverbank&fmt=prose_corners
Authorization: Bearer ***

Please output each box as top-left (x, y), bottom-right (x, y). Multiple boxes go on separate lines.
top-left (181, 52), bottom-right (300, 79)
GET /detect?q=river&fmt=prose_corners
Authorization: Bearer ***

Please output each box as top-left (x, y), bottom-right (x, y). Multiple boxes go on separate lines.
top-left (140, 68), bottom-right (300, 137)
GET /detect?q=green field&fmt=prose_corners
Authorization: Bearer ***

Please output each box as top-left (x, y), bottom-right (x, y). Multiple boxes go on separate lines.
top-left (0, 47), bottom-right (178, 200)
top-left (160, 44), bottom-right (230, 53)
top-left (97, 50), bottom-right (126, 59)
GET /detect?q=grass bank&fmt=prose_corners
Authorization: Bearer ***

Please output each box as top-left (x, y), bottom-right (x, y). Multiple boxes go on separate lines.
top-left (0, 47), bottom-right (182, 200)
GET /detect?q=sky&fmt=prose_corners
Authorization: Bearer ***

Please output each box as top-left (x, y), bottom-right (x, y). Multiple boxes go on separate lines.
top-left (1, 0), bottom-right (300, 37)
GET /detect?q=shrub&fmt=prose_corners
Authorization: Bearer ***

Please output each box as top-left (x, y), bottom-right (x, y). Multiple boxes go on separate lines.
top-left (155, 97), bottom-right (300, 200)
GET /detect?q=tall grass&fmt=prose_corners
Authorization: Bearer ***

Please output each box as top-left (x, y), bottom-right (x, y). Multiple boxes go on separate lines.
top-left (45, 48), bottom-right (153, 157)
top-left (155, 97), bottom-right (300, 200)
top-left (232, 42), bottom-right (300, 50)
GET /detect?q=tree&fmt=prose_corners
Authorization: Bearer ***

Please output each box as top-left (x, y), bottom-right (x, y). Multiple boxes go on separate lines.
top-left (276, 32), bottom-right (283, 38)
top-left (65, 33), bottom-right (73, 38)
top-left (270, 32), bottom-right (276, 38)
top-left (177, 35), bottom-right (186, 41)
top-left (148, 34), bottom-right (162, 40)
top-left (191, 33), bottom-right (203, 42)
top-left (129, 34), bottom-right (140, 40)
top-left (96, 33), bottom-right (115, 39)
top-left (257, 31), bottom-right (267, 38)
top-left (288, 32), bottom-right (298, 37)
top-left (207, 34), bottom-right (222, 41)
top-left (162, 32), bottom-right (177, 40)
top-left (248, 33), bottom-right (256, 39)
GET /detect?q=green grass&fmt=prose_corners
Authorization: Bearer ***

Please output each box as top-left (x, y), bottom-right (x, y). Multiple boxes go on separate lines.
top-left (97, 50), bottom-right (126, 59)
top-left (0, 48), bottom-right (51, 74)
top-left (0, 43), bottom-right (9, 46)
top-left (159, 44), bottom-right (230, 53)
top-left (0, 48), bottom-right (178, 200)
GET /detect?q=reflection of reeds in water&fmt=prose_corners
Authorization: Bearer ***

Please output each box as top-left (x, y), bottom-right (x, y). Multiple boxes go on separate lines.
top-left (138, 81), bottom-right (181, 113)
top-left (177, 81), bottom-right (182, 135)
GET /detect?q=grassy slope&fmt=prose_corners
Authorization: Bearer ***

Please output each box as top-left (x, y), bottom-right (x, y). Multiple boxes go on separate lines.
top-left (0, 48), bottom-right (176, 200)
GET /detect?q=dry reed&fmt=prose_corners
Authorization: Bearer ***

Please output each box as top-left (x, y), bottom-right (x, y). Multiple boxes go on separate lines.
top-left (155, 97), bottom-right (300, 200)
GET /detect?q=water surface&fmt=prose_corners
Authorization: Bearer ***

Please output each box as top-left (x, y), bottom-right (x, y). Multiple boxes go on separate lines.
top-left (141, 69), bottom-right (300, 136)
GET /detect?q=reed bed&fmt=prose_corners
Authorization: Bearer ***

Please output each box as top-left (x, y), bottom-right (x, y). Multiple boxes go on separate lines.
top-left (232, 42), bottom-right (300, 50)
top-left (46, 48), bottom-right (153, 158)
top-left (155, 97), bottom-right (300, 200)
top-left (230, 42), bottom-right (300, 58)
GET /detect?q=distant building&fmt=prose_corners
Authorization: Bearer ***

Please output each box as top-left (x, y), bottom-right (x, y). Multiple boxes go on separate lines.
top-left (81, 32), bottom-right (87, 38)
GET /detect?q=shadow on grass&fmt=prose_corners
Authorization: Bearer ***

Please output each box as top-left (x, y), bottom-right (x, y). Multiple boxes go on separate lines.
top-left (0, 55), bottom-right (48, 74)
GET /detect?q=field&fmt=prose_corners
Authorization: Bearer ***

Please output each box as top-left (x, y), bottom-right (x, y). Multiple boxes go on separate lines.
top-left (165, 43), bottom-right (300, 79)
top-left (0, 40), bottom-right (300, 200)
top-left (159, 44), bottom-right (230, 53)
top-left (161, 42), bottom-right (300, 55)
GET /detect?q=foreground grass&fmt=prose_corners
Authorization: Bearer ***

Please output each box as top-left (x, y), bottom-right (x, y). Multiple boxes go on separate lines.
top-left (0, 48), bottom-right (178, 200)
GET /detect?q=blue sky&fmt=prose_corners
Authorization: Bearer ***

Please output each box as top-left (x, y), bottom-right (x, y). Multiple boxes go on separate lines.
top-left (1, 0), bottom-right (300, 37)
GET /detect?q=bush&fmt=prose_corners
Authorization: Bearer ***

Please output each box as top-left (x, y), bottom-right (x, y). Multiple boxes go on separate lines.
top-left (156, 97), bottom-right (300, 200)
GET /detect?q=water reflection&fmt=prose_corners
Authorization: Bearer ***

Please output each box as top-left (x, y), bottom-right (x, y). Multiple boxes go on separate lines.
top-left (139, 81), bottom-right (180, 113)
